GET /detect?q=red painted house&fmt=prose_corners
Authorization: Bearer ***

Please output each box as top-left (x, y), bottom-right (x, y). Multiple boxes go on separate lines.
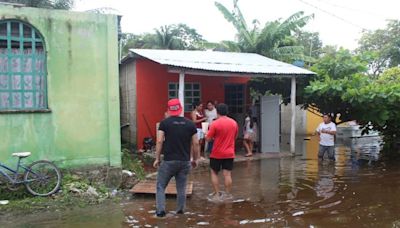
top-left (119, 49), bottom-right (314, 152)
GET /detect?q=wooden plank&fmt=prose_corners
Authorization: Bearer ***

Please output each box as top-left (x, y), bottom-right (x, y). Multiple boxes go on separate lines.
top-left (130, 180), bottom-right (193, 196)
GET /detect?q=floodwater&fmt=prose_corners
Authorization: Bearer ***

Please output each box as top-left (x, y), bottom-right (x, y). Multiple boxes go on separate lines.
top-left (3, 136), bottom-right (400, 228)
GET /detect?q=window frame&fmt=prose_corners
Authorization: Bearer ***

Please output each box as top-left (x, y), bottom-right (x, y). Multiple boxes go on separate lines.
top-left (168, 82), bottom-right (201, 112)
top-left (224, 84), bottom-right (245, 114)
top-left (0, 19), bottom-right (50, 114)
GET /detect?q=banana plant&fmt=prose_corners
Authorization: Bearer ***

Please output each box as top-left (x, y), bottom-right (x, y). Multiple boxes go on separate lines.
top-left (215, 0), bottom-right (314, 63)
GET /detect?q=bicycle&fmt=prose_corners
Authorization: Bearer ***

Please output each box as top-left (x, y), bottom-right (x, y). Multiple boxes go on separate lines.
top-left (0, 152), bottom-right (61, 196)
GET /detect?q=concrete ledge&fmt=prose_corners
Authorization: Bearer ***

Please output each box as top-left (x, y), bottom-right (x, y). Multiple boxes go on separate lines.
top-left (0, 109), bottom-right (52, 114)
top-left (66, 165), bottom-right (122, 188)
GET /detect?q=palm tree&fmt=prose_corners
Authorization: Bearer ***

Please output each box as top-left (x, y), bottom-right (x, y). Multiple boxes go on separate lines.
top-left (0, 0), bottom-right (74, 10)
top-left (215, 0), bottom-right (314, 63)
top-left (121, 24), bottom-right (206, 53)
top-left (153, 25), bottom-right (184, 50)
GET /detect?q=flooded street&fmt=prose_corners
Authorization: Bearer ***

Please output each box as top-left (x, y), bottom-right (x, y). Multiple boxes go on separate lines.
top-left (4, 136), bottom-right (400, 227)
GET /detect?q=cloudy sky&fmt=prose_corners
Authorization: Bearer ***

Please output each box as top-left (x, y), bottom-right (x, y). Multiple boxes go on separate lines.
top-left (74, 0), bottom-right (399, 50)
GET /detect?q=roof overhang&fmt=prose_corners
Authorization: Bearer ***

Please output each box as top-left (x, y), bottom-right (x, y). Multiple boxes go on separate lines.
top-left (167, 67), bottom-right (308, 78)
top-left (122, 49), bottom-right (316, 78)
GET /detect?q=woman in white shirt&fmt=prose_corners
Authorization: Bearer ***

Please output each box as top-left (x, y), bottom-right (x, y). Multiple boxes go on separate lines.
top-left (205, 101), bottom-right (218, 155)
top-left (205, 101), bottom-right (218, 125)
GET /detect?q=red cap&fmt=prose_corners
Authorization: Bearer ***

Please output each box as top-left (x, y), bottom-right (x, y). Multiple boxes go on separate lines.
top-left (167, 99), bottom-right (182, 116)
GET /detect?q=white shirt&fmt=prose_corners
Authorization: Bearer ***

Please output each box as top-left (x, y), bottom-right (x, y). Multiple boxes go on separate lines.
top-left (316, 122), bottom-right (336, 146)
top-left (205, 108), bottom-right (217, 124)
top-left (244, 116), bottom-right (254, 133)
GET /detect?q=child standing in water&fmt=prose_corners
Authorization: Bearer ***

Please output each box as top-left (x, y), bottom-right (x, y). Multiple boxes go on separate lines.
top-left (243, 110), bottom-right (255, 157)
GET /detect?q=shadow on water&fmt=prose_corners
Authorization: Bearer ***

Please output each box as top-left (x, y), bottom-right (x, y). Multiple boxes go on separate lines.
top-left (4, 136), bottom-right (400, 227)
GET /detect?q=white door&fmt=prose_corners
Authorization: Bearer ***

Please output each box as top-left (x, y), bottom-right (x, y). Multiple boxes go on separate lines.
top-left (261, 96), bottom-right (280, 152)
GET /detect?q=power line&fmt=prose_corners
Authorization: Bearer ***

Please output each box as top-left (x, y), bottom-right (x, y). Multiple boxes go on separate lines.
top-left (314, 0), bottom-right (389, 19)
top-left (297, 0), bottom-right (369, 31)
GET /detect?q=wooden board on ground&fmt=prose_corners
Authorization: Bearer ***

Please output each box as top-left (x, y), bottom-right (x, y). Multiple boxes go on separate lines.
top-left (130, 180), bottom-right (193, 196)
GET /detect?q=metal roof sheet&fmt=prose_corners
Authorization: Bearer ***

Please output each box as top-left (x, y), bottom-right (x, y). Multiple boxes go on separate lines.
top-left (130, 49), bottom-right (315, 76)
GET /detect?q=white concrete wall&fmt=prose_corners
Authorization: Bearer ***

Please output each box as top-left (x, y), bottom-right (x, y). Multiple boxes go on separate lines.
top-left (280, 103), bottom-right (307, 135)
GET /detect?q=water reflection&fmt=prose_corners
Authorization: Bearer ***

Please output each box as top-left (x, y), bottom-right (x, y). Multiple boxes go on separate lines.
top-left (343, 137), bottom-right (382, 164)
top-left (315, 163), bottom-right (335, 200)
top-left (4, 136), bottom-right (400, 227)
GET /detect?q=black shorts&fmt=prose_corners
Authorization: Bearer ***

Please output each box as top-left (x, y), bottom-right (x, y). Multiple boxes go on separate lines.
top-left (210, 158), bottom-right (234, 173)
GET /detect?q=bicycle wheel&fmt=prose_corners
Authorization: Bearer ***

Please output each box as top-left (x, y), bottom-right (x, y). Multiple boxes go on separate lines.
top-left (24, 160), bottom-right (62, 196)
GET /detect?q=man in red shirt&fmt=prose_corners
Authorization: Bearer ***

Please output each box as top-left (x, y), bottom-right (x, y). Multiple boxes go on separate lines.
top-left (205, 103), bottom-right (238, 201)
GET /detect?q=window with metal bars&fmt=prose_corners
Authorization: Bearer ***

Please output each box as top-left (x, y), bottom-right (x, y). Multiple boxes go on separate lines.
top-left (168, 82), bottom-right (201, 111)
top-left (225, 84), bottom-right (245, 114)
top-left (0, 20), bottom-right (48, 112)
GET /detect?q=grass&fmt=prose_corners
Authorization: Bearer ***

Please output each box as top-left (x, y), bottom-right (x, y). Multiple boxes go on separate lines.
top-left (121, 148), bottom-right (146, 180)
top-left (0, 147), bottom-right (149, 215)
top-left (0, 171), bottom-right (117, 215)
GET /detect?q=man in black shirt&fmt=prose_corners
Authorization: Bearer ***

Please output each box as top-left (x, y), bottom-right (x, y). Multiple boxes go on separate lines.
top-left (153, 99), bottom-right (200, 217)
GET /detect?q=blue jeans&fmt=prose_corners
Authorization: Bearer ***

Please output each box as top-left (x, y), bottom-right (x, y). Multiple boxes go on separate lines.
top-left (318, 145), bottom-right (335, 161)
top-left (156, 160), bottom-right (191, 214)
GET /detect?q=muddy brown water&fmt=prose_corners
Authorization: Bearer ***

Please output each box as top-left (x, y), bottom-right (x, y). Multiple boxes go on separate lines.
top-left (3, 137), bottom-right (400, 228)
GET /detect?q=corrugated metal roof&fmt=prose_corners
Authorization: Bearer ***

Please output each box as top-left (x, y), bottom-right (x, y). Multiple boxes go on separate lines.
top-left (130, 49), bottom-right (315, 76)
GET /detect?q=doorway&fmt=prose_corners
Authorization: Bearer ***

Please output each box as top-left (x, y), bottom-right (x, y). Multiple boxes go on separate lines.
top-left (224, 84), bottom-right (246, 132)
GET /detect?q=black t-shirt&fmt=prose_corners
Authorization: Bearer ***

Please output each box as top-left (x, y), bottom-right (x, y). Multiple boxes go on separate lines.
top-left (159, 116), bottom-right (197, 161)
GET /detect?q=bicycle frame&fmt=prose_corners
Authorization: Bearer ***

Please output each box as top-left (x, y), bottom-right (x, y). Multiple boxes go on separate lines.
top-left (0, 158), bottom-right (31, 185)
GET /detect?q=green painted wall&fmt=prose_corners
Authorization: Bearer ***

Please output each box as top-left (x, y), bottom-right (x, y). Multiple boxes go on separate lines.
top-left (0, 6), bottom-right (121, 168)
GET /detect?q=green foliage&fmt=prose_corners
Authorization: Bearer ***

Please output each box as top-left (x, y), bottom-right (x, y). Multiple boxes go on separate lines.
top-left (120, 23), bottom-right (205, 56)
top-left (210, 40), bottom-right (242, 52)
top-left (120, 33), bottom-right (154, 55)
top-left (310, 47), bottom-right (370, 80)
top-left (215, 0), bottom-right (317, 104)
top-left (1, 0), bottom-right (74, 9)
top-left (171, 23), bottom-right (205, 50)
top-left (0, 183), bottom-right (31, 200)
top-left (249, 76), bottom-right (313, 105)
top-left (303, 48), bottom-right (398, 126)
top-left (214, 0), bottom-right (316, 109)
top-left (303, 47), bottom-right (373, 123)
top-left (376, 67), bottom-right (400, 83)
top-left (215, 0), bottom-right (314, 63)
top-left (0, 170), bottom-right (113, 214)
top-left (303, 20), bottom-right (400, 151)
top-left (153, 25), bottom-right (184, 50)
top-left (304, 74), bottom-right (371, 123)
top-left (249, 46), bottom-right (372, 109)
top-left (121, 148), bottom-right (145, 180)
top-left (294, 31), bottom-right (323, 59)
top-left (358, 20), bottom-right (400, 76)
top-left (304, 67), bottom-right (400, 150)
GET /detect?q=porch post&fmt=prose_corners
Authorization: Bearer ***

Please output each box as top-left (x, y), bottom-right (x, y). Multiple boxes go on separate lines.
top-left (290, 75), bottom-right (296, 155)
top-left (178, 71), bottom-right (185, 116)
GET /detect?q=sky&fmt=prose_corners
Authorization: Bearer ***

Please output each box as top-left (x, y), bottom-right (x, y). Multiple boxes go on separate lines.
top-left (74, 0), bottom-right (400, 50)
